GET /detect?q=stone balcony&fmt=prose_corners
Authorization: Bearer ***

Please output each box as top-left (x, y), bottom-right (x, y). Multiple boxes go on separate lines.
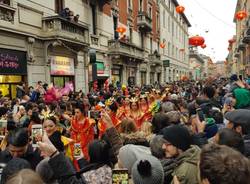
top-left (42, 16), bottom-right (89, 45)
top-left (137, 11), bottom-right (152, 33)
top-left (149, 51), bottom-right (161, 65)
top-left (108, 39), bottom-right (144, 60)
top-left (0, 3), bottom-right (15, 23)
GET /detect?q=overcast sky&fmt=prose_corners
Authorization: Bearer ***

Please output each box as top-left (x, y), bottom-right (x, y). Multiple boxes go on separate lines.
top-left (178, 0), bottom-right (237, 62)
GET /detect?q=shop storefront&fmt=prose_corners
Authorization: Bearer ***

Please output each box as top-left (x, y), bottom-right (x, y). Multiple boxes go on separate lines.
top-left (92, 61), bottom-right (110, 88)
top-left (50, 56), bottom-right (75, 88)
top-left (0, 48), bottom-right (27, 98)
top-left (111, 64), bottom-right (122, 86)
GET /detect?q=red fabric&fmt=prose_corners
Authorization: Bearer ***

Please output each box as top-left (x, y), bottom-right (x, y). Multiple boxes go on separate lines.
top-left (70, 117), bottom-right (94, 170)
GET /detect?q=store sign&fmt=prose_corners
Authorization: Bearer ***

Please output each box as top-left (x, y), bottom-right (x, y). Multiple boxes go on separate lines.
top-left (0, 48), bottom-right (27, 75)
top-left (163, 60), bottom-right (170, 67)
top-left (50, 56), bottom-right (74, 76)
top-left (96, 62), bottom-right (104, 75)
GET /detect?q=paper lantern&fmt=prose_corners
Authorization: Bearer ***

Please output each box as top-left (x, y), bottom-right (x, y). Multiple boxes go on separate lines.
top-left (235, 11), bottom-right (247, 21)
top-left (160, 43), bottom-right (166, 48)
top-left (116, 26), bottom-right (126, 34)
top-left (189, 36), bottom-right (205, 46)
top-left (201, 44), bottom-right (206, 49)
top-left (176, 6), bottom-right (185, 14)
top-left (228, 38), bottom-right (235, 44)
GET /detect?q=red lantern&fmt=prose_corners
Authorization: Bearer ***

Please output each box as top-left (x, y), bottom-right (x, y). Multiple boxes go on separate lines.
top-left (201, 44), bottom-right (206, 49)
top-left (235, 11), bottom-right (247, 21)
top-left (176, 6), bottom-right (185, 14)
top-left (160, 43), bottom-right (166, 48)
top-left (116, 26), bottom-right (126, 34)
top-left (228, 38), bottom-right (235, 44)
top-left (189, 36), bottom-right (205, 46)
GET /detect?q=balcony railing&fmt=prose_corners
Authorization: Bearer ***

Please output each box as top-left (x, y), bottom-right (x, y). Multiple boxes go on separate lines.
top-left (108, 39), bottom-right (144, 60)
top-left (0, 3), bottom-right (15, 23)
top-left (137, 11), bottom-right (152, 32)
top-left (42, 16), bottom-right (88, 44)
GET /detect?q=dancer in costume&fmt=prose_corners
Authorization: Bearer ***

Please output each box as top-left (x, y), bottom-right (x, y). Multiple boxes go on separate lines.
top-left (70, 103), bottom-right (95, 170)
top-left (130, 97), bottom-right (144, 129)
top-left (98, 97), bottom-right (121, 137)
top-left (139, 94), bottom-right (152, 122)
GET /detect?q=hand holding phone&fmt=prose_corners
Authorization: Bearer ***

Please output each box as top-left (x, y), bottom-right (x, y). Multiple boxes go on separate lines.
top-left (31, 124), bottom-right (43, 147)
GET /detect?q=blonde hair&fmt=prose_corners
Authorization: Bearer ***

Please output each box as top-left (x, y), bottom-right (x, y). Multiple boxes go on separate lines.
top-left (140, 121), bottom-right (152, 136)
top-left (6, 169), bottom-right (43, 184)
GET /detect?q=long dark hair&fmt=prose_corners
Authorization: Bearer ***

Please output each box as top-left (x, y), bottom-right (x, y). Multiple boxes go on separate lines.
top-left (88, 140), bottom-right (111, 165)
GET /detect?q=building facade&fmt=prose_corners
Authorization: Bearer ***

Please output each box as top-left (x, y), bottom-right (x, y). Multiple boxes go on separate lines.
top-left (0, 0), bottom-right (91, 98)
top-left (0, 0), bottom-right (191, 98)
top-left (232, 0), bottom-right (250, 77)
top-left (159, 0), bottom-right (191, 82)
top-left (189, 47), bottom-right (205, 80)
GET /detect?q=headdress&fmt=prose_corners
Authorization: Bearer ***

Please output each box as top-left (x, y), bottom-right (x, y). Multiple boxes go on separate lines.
top-left (130, 97), bottom-right (139, 103)
top-left (105, 97), bottom-right (115, 106)
top-left (140, 94), bottom-right (147, 99)
top-left (41, 109), bottom-right (55, 120)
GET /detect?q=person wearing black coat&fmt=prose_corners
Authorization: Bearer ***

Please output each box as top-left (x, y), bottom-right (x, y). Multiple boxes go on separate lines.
top-left (0, 128), bottom-right (43, 170)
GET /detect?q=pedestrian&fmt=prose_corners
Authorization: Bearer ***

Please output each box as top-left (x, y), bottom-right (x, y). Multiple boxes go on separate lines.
top-left (199, 144), bottom-right (250, 184)
top-left (161, 125), bottom-right (200, 184)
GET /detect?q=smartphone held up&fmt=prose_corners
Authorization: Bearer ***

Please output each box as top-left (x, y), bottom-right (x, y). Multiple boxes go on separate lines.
top-left (31, 124), bottom-right (43, 147)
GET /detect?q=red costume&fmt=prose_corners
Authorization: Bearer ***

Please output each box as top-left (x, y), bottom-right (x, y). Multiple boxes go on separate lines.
top-left (70, 117), bottom-right (95, 170)
top-left (98, 111), bottom-right (121, 138)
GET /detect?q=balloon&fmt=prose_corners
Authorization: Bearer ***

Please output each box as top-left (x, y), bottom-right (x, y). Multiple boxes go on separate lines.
top-left (122, 85), bottom-right (126, 91)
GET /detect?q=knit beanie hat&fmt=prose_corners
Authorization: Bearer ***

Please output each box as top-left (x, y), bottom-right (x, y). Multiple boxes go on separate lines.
top-left (132, 155), bottom-right (164, 184)
top-left (162, 125), bottom-right (192, 151)
top-left (118, 144), bottom-right (151, 174)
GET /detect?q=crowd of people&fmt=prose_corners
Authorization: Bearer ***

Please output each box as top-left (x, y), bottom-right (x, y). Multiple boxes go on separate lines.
top-left (0, 75), bottom-right (250, 184)
top-left (60, 7), bottom-right (80, 23)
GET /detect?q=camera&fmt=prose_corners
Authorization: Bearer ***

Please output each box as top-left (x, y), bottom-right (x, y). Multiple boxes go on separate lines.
top-left (89, 110), bottom-right (101, 119)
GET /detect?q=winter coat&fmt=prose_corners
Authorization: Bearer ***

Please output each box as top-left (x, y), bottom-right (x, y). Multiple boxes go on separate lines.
top-left (244, 134), bottom-right (250, 158)
top-left (120, 131), bottom-right (149, 147)
top-left (171, 145), bottom-right (201, 184)
top-left (105, 127), bottom-right (123, 157)
top-left (161, 158), bottom-right (175, 184)
top-left (0, 144), bottom-right (43, 170)
top-left (49, 152), bottom-right (85, 184)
